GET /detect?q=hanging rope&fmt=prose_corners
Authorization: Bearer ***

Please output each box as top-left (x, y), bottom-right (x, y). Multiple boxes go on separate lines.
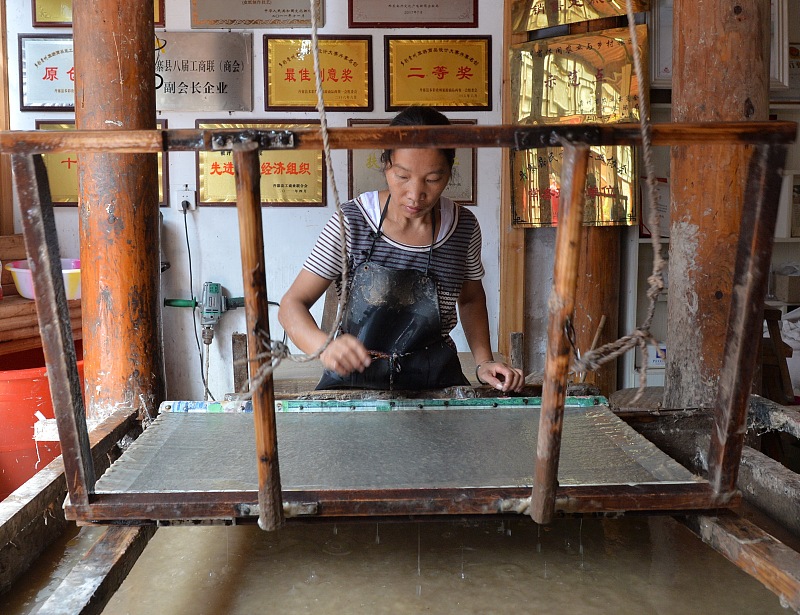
top-left (241, 0), bottom-right (351, 396)
top-left (571, 0), bottom-right (668, 398)
top-left (242, 0), bottom-right (667, 398)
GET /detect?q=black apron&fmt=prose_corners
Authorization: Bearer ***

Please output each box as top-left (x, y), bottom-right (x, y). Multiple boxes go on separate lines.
top-left (316, 197), bottom-right (468, 390)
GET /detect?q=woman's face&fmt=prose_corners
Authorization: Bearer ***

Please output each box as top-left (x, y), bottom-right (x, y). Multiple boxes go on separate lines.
top-left (384, 148), bottom-right (451, 219)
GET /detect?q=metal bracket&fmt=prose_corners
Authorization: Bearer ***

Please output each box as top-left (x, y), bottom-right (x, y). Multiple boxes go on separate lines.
top-left (235, 501), bottom-right (319, 518)
top-left (211, 129), bottom-right (296, 151)
top-left (514, 125), bottom-right (603, 151)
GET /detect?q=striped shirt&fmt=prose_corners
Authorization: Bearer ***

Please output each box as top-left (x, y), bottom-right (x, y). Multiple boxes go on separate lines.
top-left (303, 191), bottom-right (484, 337)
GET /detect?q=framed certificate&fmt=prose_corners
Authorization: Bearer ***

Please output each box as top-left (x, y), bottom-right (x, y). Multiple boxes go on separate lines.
top-left (510, 26), bottom-right (647, 125)
top-left (19, 35), bottom-right (74, 111)
top-left (197, 121), bottom-right (326, 207)
top-left (384, 36), bottom-right (491, 111)
top-left (512, 0), bottom-right (649, 33)
top-left (35, 120), bottom-right (169, 207)
top-left (651, 0), bottom-right (788, 90)
top-left (510, 145), bottom-right (638, 228)
top-left (33, 0), bottom-right (165, 27)
top-left (347, 118), bottom-right (477, 206)
top-left (191, 0), bottom-right (324, 28)
top-left (264, 36), bottom-right (372, 111)
top-left (349, 0), bottom-right (476, 28)
top-left (771, 43), bottom-right (800, 103)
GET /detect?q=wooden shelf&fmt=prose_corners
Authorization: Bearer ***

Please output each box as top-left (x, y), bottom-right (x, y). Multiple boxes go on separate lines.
top-left (0, 294), bottom-right (82, 357)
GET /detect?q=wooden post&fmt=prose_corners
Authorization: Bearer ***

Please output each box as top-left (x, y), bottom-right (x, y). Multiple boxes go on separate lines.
top-left (573, 227), bottom-right (618, 395)
top-left (531, 143), bottom-right (589, 524)
top-left (11, 154), bottom-right (94, 505)
top-left (73, 0), bottom-right (165, 420)
top-left (707, 144), bottom-right (786, 500)
top-left (498, 1), bottom-right (527, 359)
top-left (510, 331), bottom-right (525, 372)
top-left (232, 332), bottom-right (250, 395)
top-left (233, 141), bottom-right (283, 531)
top-left (665, 0), bottom-right (770, 409)
top-left (569, 16), bottom-right (623, 398)
top-left (0, 1), bottom-right (12, 235)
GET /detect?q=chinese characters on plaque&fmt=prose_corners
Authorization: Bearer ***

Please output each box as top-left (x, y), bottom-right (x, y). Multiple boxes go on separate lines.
top-left (264, 36), bottom-right (372, 111)
top-left (19, 35), bottom-right (74, 110)
top-left (347, 119), bottom-right (477, 206)
top-left (512, 0), bottom-right (649, 32)
top-left (191, 0), bottom-right (324, 28)
top-left (156, 32), bottom-right (253, 112)
top-left (348, 0), bottom-right (477, 28)
top-left (511, 146), bottom-right (637, 228)
top-left (509, 25), bottom-right (647, 227)
top-left (36, 120), bottom-right (168, 206)
top-left (385, 37), bottom-right (491, 111)
top-left (20, 32), bottom-right (254, 112)
top-left (197, 122), bottom-right (325, 207)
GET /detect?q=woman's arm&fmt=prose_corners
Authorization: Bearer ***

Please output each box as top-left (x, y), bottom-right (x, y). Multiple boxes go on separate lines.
top-left (278, 270), bottom-right (371, 376)
top-left (458, 279), bottom-right (524, 392)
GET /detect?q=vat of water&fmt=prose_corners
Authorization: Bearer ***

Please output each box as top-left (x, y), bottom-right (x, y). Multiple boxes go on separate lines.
top-left (0, 343), bottom-right (83, 500)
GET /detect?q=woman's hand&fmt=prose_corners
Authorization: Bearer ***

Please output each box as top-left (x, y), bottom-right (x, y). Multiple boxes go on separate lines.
top-left (320, 334), bottom-right (372, 376)
top-left (476, 360), bottom-right (525, 393)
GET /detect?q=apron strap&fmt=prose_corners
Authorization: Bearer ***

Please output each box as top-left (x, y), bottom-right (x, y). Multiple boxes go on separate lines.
top-left (370, 194), bottom-right (437, 276)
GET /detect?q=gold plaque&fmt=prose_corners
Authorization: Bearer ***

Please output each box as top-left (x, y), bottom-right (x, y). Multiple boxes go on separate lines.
top-left (36, 121), bottom-right (167, 206)
top-left (385, 36), bottom-right (491, 110)
top-left (511, 0), bottom-right (650, 33)
top-left (264, 36), bottom-right (372, 111)
top-left (197, 122), bottom-right (325, 206)
top-left (511, 25), bottom-right (648, 125)
top-left (510, 145), bottom-right (637, 228)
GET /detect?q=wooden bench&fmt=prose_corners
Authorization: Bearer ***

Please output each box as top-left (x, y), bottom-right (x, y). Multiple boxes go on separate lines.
top-left (0, 234), bottom-right (81, 357)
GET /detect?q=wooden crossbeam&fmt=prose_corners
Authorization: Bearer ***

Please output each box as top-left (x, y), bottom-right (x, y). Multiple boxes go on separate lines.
top-left (0, 122), bottom-right (795, 155)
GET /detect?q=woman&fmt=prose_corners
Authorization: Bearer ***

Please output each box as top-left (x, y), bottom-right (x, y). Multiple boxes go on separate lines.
top-left (278, 107), bottom-right (524, 392)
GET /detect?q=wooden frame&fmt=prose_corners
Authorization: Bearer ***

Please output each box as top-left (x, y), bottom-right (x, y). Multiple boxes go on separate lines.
top-left (769, 0), bottom-right (789, 90)
top-left (0, 121), bottom-right (793, 530)
top-left (32, 0), bottom-right (165, 27)
top-left (348, 0), bottom-right (477, 28)
top-left (264, 35), bottom-right (372, 112)
top-left (384, 36), bottom-right (491, 111)
top-left (346, 118), bottom-right (477, 206)
top-left (771, 42), bottom-right (800, 104)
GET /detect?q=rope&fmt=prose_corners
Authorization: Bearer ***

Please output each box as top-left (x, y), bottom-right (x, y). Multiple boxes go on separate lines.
top-left (239, 0), bottom-right (350, 397)
top-left (572, 0), bottom-right (668, 398)
top-left (240, 0), bottom-right (667, 399)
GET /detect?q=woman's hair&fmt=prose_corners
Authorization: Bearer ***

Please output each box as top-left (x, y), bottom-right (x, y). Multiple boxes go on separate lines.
top-left (380, 106), bottom-right (455, 169)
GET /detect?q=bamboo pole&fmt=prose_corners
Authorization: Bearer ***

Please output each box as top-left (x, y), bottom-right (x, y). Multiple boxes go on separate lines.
top-left (232, 141), bottom-right (283, 531)
top-left (531, 143), bottom-right (590, 524)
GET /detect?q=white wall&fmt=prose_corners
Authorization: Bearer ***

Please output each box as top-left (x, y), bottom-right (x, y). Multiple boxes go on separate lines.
top-left (6, 1), bottom-right (506, 401)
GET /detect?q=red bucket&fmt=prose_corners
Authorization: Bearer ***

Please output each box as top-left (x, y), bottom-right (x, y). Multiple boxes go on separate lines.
top-left (0, 344), bottom-right (83, 501)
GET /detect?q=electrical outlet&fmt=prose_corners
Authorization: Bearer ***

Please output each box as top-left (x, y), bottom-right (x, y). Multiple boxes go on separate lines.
top-left (176, 189), bottom-right (196, 211)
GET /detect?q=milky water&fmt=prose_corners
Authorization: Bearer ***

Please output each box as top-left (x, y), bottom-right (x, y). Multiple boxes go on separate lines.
top-left (2, 515), bottom-right (791, 614)
top-left (75, 516), bottom-right (792, 615)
